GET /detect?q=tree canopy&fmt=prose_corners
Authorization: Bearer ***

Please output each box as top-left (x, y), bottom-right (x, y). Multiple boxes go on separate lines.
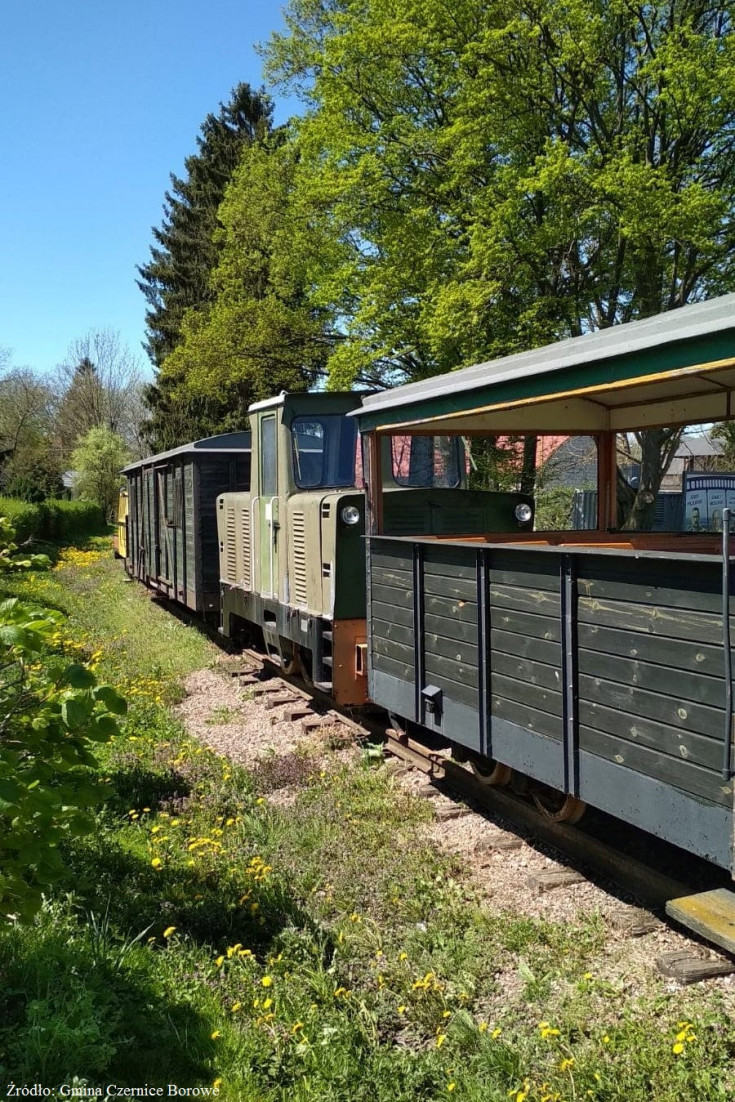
top-left (157, 135), bottom-right (336, 426)
top-left (266, 0), bottom-right (735, 387)
top-left (71, 427), bottom-right (129, 522)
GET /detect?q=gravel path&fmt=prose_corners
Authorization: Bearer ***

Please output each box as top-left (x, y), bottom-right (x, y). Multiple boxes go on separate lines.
top-left (175, 661), bottom-right (735, 999)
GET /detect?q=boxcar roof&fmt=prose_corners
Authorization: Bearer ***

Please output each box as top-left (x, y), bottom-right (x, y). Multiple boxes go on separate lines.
top-left (122, 431), bottom-right (251, 474)
top-left (353, 293), bottom-right (735, 434)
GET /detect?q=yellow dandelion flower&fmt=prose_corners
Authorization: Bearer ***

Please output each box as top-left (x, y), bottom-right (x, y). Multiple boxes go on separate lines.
top-left (672, 1042), bottom-right (685, 1055)
top-left (212, 1080), bottom-right (222, 1090)
top-left (211, 1030), bottom-right (221, 1040)
top-left (262, 998), bottom-right (272, 1010)
top-left (397, 1005), bottom-right (407, 1013)
top-left (231, 1002), bottom-right (242, 1013)
top-left (436, 1034), bottom-right (447, 1048)
top-left (399, 952), bottom-right (408, 961)
top-left (442, 1010), bottom-right (452, 1019)
top-left (478, 1022), bottom-right (488, 1033)
top-left (151, 857), bottom-right (163, 869)
top-left (162, 926), bottom-right (177, 938)
top-left (291, 1021), bottom-right (304, 1033)
top-left (491, 1028), bottom-right (502, 1039)
top-left (215, 956), bottom-right (225, 968)
top-left (261, 975), bottom-right (273, 987)
top-left (559, 1058), bottom-right (575, 1072)
top-left (447, 1085), bottom-right (456, 1094)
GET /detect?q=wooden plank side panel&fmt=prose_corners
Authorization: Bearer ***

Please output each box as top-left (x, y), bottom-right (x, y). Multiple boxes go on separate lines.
top-left (578, 698), bottom-right (724, 773)
top-left (579, 648), bottom-right (725, 710)
top-left (492, 694), bottom-right (563, 740)
top-left (578, 556), bottom-right (723, 615)
top-left (489, 583), bottom-right (561, 619)
top-left (578, 595), bottom-right (725, 645)
top-left (424, 650), bottom-right (478, 690)
top-left (578, 622), bottom-right (724, 679)
top-left (371, 544), bottom-right (415, 684)
top-left (577, 552), bottom-right (729, 806)
top-left (580, 725), bottom-right (732, 807)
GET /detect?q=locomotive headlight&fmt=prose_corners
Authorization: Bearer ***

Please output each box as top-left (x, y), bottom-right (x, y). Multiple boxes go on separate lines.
top-left (340, 504), bottom-right (361, 526)
top-left (515, 503), bottom-right (533, 525)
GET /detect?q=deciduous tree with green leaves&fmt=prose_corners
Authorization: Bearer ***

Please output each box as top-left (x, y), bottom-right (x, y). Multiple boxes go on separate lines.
top-left (266, 0), bottom-right (735, 523)
top-left (159, 135), bottom-right (336, 420)
top-left (0, 518), bottom-right (126, 920)
top-left (70, 427), bottom-right (129, 522)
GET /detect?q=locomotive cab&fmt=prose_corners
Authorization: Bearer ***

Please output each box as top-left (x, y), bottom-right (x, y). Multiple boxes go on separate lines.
top-left (218, 393), bottom-right (369, 705)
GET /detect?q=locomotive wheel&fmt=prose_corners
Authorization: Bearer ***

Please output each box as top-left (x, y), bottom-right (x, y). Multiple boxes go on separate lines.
top-left (468, 754), bottom-right (512, 787)
top-left (531, 783), bottom-right (586, 824)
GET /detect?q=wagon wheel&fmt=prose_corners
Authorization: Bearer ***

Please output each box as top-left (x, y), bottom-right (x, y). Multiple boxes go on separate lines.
top-left (279, 638), bottom-right (299, 677)
top-left (531, 783), bottom-right (586, 824)
top-left (294, 645), bottom-right (314, 686)
top-left (468, 754), bottom-right (512, 787)
top-left (387, 713), bottom-right (409, 738)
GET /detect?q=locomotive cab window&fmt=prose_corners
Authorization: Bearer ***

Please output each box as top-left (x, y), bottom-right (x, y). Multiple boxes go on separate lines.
top-left (292, 415), bottom-right (358, 489)
top-left (261, 415), bottom-right (277, 497)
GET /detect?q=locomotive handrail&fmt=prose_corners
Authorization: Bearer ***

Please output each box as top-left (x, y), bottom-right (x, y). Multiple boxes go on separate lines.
top-left (722, 509), bottom-right (734, 782)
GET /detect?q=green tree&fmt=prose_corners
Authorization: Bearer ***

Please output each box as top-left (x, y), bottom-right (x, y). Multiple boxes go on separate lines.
top-left (0, 367), bottom-right (60, 498)
top-left (70, 427), bottom-right (129, 522)
top-left (137, 83), bottom-right (273, 449)
top-left (159, 135), bottom-right (335, 421)
top-left (54, 330), bottom-right (146, 462)
top-left (267, 0), bottom-right (735, 522)
top-left (0, 518), bottom-right (126, 919)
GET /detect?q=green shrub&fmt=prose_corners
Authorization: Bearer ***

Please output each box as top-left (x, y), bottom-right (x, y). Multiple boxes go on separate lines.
top-left (42, 500), bottom-right (106, 541)
top-left (0, 497), bottom-right (106, 544)
top-left (0, 498), bottom-right (43, 542)
top-left (0, 517), bottom-right (127, 920)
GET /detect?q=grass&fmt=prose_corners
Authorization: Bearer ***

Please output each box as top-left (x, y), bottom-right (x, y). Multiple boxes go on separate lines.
top-left (1, 540), bottom-right (735, 1099)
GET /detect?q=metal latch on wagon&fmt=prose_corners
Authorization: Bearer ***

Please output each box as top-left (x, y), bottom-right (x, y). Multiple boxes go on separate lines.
top-left (421, 685), bottom-right (443, 718)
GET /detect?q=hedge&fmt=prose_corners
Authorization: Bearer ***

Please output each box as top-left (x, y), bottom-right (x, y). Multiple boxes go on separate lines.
top-left (0, 498), bottom-right (106, 544)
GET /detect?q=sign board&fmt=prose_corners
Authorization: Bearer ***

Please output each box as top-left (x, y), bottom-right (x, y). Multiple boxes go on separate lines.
top-left (682, 473), bottom-right (735, 531)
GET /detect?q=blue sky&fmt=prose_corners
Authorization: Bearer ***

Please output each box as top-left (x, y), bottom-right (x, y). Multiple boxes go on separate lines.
top-left (0, 1), bottom-right (301, 377)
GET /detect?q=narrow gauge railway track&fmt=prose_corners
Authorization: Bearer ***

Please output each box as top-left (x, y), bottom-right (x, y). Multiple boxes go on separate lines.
top-left (233, 648), bottom-right (735, 976)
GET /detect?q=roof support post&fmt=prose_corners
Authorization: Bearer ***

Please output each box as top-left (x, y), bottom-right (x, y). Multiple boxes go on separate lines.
top-left (597, 431), bottom-right (617, 530)
top-left (366, 432), bottom-right (384, 535)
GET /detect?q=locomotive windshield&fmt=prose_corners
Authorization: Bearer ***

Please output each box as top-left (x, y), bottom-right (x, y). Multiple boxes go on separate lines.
top-left (292, 415), bottom-right (359, 489)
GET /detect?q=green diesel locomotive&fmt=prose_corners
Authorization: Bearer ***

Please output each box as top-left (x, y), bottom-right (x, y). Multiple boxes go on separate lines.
top-left (216, 391), bottom-right (533, 705)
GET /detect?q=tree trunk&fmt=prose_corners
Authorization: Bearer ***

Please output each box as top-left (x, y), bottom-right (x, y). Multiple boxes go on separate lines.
top-left (520, 435), bottom-right (537, 497)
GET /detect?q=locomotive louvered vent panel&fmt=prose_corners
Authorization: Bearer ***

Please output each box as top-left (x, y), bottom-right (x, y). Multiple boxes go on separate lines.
top-left (224, 506), bottom-right (237, 583)
top-left (240, 506), bottom-right (252, 590)
top-left (291, 511), bottom-right (308, 606)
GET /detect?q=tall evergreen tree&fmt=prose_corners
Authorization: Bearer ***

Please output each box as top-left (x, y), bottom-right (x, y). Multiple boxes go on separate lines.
top-left (157, 135), bottom-right (334, 424)
top-left (137, 83), bottom-right (273, 450)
